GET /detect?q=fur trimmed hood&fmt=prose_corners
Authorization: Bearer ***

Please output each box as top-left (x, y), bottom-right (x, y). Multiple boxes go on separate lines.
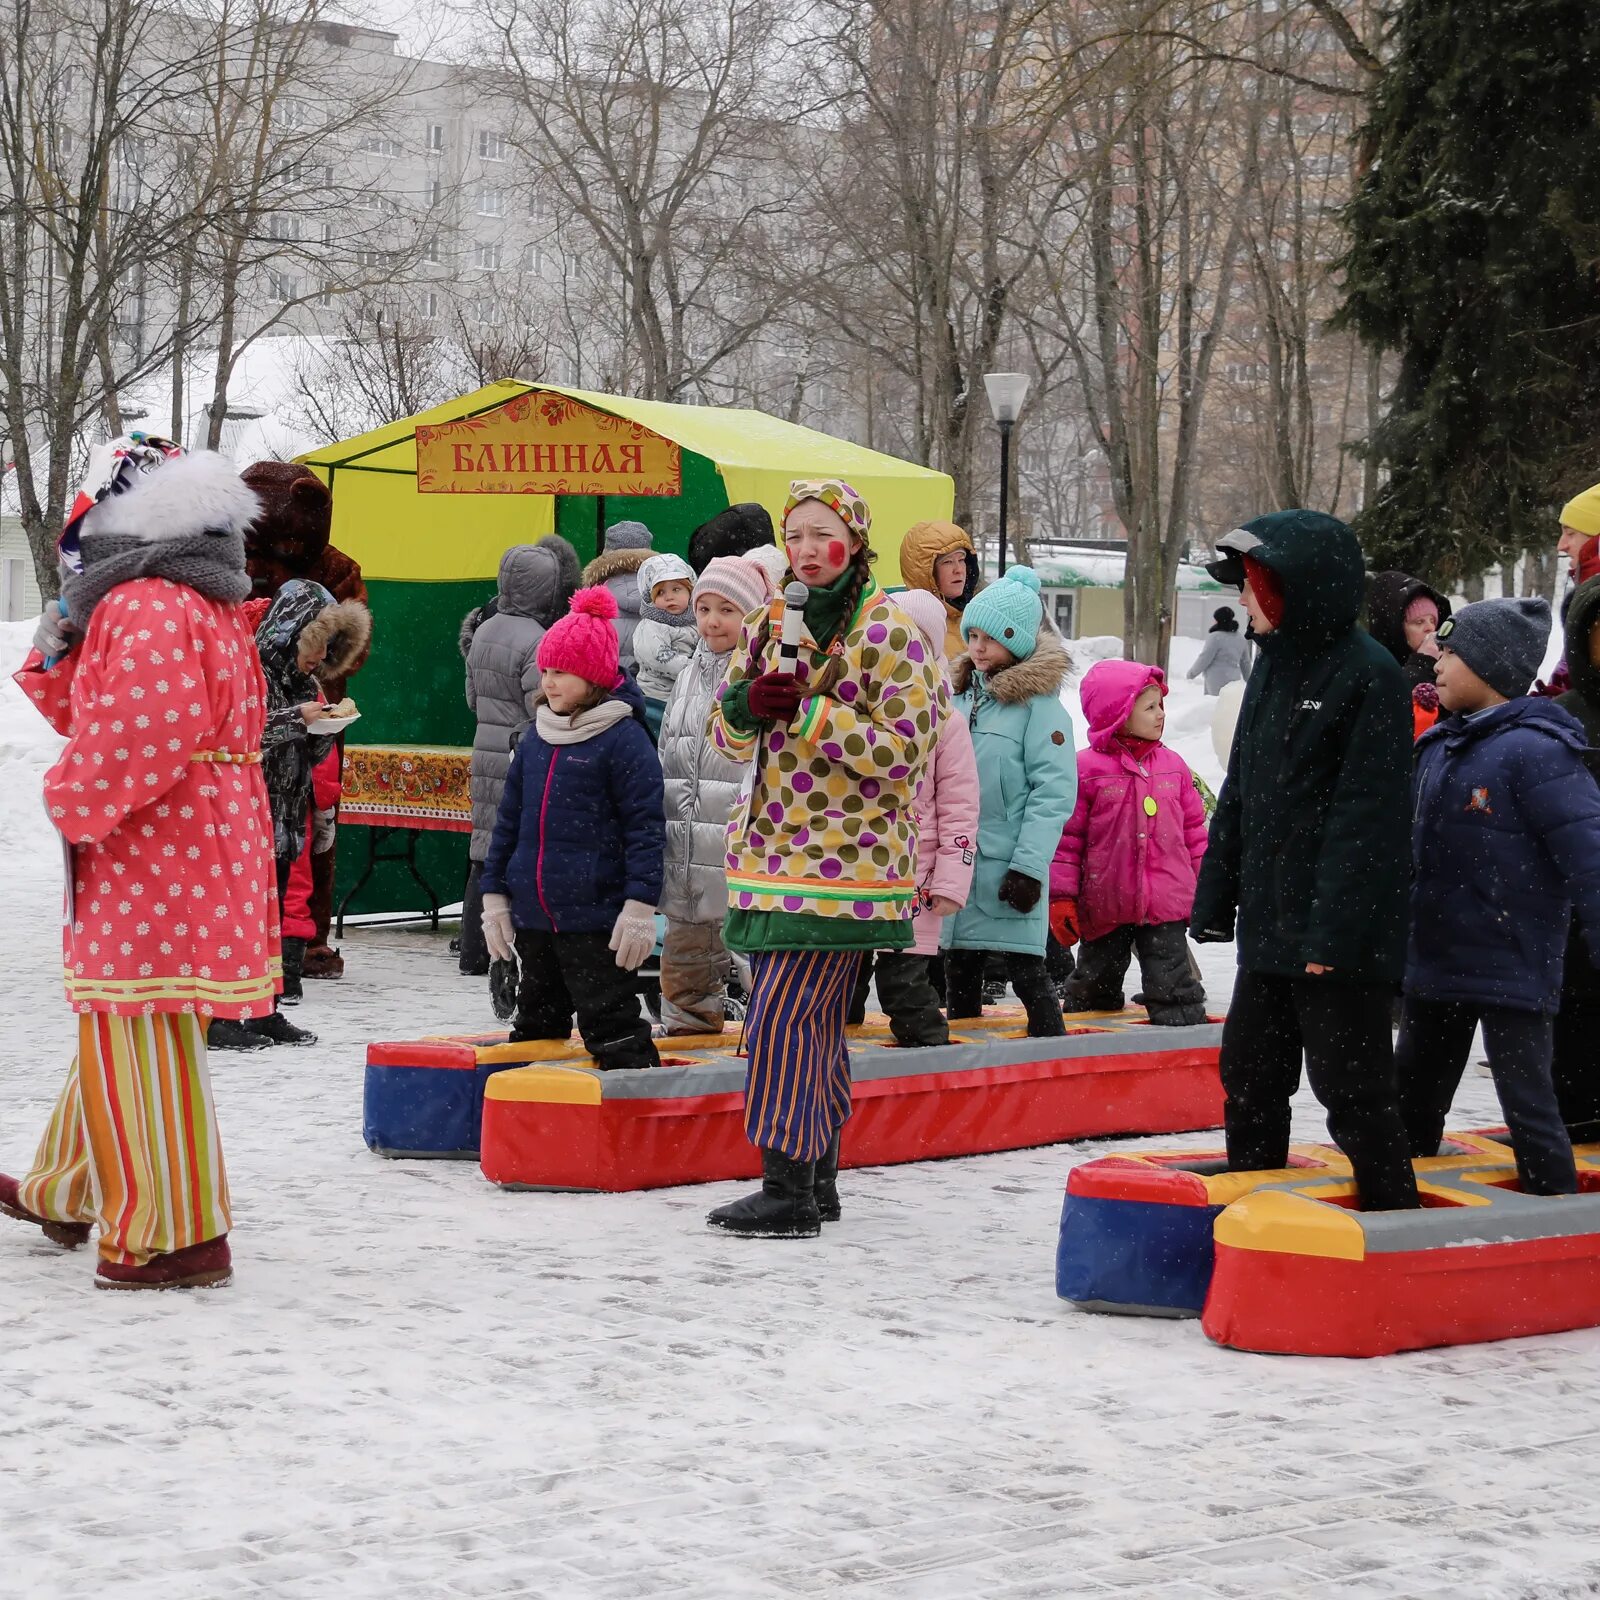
top-left (582, 546), bottom-right (653, 588)
top-left (81, 450), bottom-right (260, 544)
top-left (949, 623), bottom-right (1071, 704)
top-left (301, 598), bottom-right (372, 680)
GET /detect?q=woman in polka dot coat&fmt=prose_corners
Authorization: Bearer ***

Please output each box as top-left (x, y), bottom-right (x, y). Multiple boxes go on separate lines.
top-left (705, 479), bottom-right (942, 1239)
top-left (2, 447), bottom-right (275, 1290)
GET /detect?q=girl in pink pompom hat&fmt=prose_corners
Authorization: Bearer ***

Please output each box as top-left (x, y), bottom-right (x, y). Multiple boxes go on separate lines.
top-left (478, 586), bottom-right (667, 1070)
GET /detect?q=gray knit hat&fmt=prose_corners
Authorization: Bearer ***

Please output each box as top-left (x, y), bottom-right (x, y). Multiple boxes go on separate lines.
top-left (1436, 597), bottom-right (1550, 699)
top-left (603, 520), bottom-right (653, 552)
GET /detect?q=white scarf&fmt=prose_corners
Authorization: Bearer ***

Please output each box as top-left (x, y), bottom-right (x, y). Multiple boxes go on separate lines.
top-left (534, 696), bottom-right (635, 746)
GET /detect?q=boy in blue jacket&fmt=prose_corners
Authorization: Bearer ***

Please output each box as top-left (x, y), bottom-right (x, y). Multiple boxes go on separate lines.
top-left (1399, 596), bottom-right (1600, 1195)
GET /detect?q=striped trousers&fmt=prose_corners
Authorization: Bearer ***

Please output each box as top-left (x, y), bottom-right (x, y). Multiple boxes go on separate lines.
top-left (742, 950), bottom-right (860, 1161)
top-left (19, 1013), bottom-right (231, 1266)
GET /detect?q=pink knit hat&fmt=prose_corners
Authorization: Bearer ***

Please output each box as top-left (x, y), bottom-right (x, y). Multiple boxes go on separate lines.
top-left (536, 585), bottom-right (622, 687)
top-left (1404, 592), bottom-right (1440, 626)
top-left (693, 555), bottom-right (772, 618)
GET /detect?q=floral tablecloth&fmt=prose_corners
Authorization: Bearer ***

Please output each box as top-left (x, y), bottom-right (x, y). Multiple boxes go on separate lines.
top-left (341, 744), bottom-right (472, 833)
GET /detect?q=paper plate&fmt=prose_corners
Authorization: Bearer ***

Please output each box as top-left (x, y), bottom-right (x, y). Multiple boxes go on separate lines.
top-left (307, 711), bottom-right (361, 735)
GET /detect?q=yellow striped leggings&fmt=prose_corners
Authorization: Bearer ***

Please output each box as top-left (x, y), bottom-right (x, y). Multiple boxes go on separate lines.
top-left (742, 950), bottom-right (861, 1161)
top-left (19, 1013), bottom-right (231, 1266)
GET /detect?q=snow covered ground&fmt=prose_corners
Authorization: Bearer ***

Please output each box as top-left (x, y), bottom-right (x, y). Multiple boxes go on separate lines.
top-left (4, 620), bottom-right (1600, 1600)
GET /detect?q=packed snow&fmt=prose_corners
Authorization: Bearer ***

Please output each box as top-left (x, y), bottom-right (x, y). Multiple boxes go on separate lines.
top-left (2, 617), bottom-right (1598, 1600)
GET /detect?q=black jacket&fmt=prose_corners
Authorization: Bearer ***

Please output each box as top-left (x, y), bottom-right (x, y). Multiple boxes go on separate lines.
top-left (1192, 511), bottom-right (1413, 983)
top-left (1367, 570), bottom-right (1450, 688)
top-left (1555, 576), bottom-right (1600, 1001)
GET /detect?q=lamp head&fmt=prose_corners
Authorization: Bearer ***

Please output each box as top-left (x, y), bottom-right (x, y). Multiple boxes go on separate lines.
top-left (983, 371), bottom-right (1032, 425)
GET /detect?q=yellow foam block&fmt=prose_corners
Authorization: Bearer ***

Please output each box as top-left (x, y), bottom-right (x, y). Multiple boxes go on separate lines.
top-left (482, 1066), bottom-right (604, 1106)
top-left (1213, 1189), bottom-right (1367, 1261)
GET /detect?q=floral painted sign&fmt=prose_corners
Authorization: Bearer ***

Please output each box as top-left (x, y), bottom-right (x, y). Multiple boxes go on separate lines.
top-left (416, 392), bottom-right (681, 497)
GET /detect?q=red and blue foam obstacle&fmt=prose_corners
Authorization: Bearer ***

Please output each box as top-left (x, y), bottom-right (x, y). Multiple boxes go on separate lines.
top-left (1058, 1133), bottom-right (1600, 1356)
top-left (363, 1008), bottom-right (1226, 1189)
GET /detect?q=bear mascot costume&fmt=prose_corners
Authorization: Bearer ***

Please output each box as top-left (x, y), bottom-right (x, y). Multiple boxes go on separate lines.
top-left (242, 461), bottom-right (370, 980)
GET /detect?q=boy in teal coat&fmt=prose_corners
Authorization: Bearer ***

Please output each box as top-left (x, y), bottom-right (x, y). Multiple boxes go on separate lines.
top-left (943, 567), bottom-right (1076, 1036)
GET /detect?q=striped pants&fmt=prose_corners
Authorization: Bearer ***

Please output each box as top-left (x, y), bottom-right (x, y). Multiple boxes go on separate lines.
top-left (742, 950), bottom-right (861, 1161)
top-left (19, 1013), bottom-right (231, 1266)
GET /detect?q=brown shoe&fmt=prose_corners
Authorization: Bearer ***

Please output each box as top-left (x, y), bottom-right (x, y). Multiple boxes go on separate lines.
top-left (302, 944), bottom-right (344, 980)
top-left (0, 1172), bottom-right (92, 1249)
top-left (95, 1234), bottom-right (232, 1291)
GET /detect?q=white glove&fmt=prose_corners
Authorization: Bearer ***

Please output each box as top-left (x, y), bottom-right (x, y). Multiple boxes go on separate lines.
top-left (608, 899), bottom-right (656, 971)
top-left (311, 807), bottom-right (337, 855)
top-left (34, 602), bottom-right (75, 659)
top-left (482, 892), bottom-right (516, 964)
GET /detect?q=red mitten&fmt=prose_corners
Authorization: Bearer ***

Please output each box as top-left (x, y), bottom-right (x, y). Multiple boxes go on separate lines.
top-left (747, 672), bottom-right (803, 723)
top-left (1049, 898), bottom-right (1079, 947)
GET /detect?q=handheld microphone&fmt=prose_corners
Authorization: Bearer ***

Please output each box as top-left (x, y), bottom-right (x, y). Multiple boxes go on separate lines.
top-left (778, 580), bottom-right (808, 675)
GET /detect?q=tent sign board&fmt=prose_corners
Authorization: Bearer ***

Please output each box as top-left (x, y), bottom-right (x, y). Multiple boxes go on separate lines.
top-left (416, 391), bottom-right (681, 497)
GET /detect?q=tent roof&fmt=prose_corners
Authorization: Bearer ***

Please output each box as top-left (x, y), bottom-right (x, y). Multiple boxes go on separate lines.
top-left (298, 379), bottom-right (950, 486)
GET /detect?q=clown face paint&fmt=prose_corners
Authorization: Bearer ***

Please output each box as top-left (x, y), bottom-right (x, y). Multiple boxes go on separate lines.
top-left (784, 500), bottom-right (858, 587)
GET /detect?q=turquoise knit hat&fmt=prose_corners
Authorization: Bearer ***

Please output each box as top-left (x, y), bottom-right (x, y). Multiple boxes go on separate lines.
top-left (961, 566), bottom-right (1045, 660)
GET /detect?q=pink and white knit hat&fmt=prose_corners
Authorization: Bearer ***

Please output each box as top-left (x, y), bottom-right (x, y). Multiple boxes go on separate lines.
top-left (693, 555), bottom-right (772, 618)
top-left (536, 585), bottom-right (622, 687)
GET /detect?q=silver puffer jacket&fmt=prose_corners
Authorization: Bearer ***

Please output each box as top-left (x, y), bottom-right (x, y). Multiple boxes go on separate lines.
top-left (658, 640), bottom-right (751, 923)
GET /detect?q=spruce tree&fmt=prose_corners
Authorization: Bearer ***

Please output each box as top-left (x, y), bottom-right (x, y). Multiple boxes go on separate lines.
top-left (1335, 0), bottom-right (1600, 582)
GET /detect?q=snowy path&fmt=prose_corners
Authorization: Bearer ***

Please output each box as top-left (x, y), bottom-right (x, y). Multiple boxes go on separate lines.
top-left (5, 916), bottom-right (1600, 1599)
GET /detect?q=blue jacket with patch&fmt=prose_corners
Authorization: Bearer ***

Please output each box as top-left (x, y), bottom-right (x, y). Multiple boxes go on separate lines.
top-left (1408, 697), bottom-right (1600, 1013)
top-left (481, 675), bottom-right (664, 935)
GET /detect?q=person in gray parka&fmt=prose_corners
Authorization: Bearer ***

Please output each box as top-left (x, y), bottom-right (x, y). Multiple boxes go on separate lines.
top-left (1186, 605), bottom-right (1254, 695)
top-left (459, 536), bottom-right (580, 974)
top-left (656, 555), bottom-right (771, 1033)
top-left (580, 520), bottom-right (653, 674)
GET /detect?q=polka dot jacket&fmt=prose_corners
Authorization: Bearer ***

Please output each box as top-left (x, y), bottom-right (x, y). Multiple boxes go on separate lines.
top-left (709, 577), bottom-right (944, 931)
top-left (15, 578), bottom-right (282, 1019)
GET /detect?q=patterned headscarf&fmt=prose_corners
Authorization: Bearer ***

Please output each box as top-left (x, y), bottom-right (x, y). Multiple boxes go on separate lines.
top-left (782, 478), bottom-right (872, 541)
top-left (57, 432), bottom-right (186, 579)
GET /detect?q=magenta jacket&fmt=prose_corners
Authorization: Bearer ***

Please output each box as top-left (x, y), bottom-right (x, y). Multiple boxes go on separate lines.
top-left (1050, 660), bottom-right (1208, 943)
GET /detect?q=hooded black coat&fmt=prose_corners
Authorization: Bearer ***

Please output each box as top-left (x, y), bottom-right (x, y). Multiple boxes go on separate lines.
top-left (687, 502), bottom-right (776, 574)
top-left (1192, 511), bottom-right (1413, 983)
top-left (1367, 570), bottom-right (1450, 688)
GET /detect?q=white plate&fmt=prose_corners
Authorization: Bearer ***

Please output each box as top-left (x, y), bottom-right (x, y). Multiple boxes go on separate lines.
top-left (307, 711), bottom-right (361, 735)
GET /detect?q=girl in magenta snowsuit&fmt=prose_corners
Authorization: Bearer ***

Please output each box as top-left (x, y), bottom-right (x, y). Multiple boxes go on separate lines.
top-left (1050, 659), bottom-right (1209, 1025)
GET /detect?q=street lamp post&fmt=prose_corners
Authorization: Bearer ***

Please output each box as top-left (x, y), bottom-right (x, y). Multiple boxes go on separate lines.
top-left (983, 371), bottom-right (1032, 576)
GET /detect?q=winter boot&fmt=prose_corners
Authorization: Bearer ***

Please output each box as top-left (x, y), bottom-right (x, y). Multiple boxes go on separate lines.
top-left (95, 1234), bottom-right (232, 1291)
top-left (0, 1173), bottom-right (92, 1248)
top-left (279, 937), bottom-right (306, 1004)
top-left (207, 1018), bottom-right (274, 1052)
top-left (814, 1129), bottom-right (843, 1223)
top-left (302, 944), bottom-right (344, 980)
top-left (706, 1149), bottom-right (821, 1238)
top-left (249, 1010), bottom-right (318, 1047)
top-left (489, 957), bottom-right (519, 1022)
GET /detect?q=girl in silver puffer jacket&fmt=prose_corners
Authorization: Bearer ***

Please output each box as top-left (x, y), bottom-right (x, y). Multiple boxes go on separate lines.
top-left (656, 556), bottom-right (771, 1033)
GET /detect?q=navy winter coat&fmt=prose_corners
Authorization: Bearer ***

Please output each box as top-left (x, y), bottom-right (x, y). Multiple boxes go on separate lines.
top-left (480, 676), bottom-right (665, 934)
top-left (1408, 698), bottom-right (1600, 1014)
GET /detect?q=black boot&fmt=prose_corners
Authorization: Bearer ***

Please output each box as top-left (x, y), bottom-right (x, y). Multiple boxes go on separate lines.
top-left (814, 1129), bottom-right (842, 1223)
top-left (208, 1018), bottom-right (274, 1052)
top-left (250, 1010), bottom-right (318, 1046)
top-left (280, 937), bottom-right (306, 1004)
top-left (489, 957), bottom-right (519, 1022)
top-left (706, 1149), bottom-right (821, 1238)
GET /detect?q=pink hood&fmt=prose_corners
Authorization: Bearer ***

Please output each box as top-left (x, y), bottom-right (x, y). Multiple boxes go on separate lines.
top-left (1080, 659), bottom-right (1166, 753)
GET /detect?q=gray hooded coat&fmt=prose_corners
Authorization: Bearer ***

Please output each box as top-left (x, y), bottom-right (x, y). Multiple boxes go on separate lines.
top-left (465, 537), bottom-right (580, 860)
top-left (658, 640), bottom-right (751, 923)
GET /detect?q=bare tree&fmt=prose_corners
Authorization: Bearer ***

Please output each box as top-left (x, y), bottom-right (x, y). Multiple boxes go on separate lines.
top-left (0, 0), bottom-right (222, 595)
top-left (478, 0), bottom-right (808, 402)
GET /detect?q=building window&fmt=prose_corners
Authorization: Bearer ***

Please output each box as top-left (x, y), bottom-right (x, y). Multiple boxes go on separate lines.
top-left (428, 123), bottom-right (445, 152)
top-left (280, 97), bottom-right (307, 131)
top-left (353, 189), bottom-right (381, 210)
top-left (321, 220), bottom-right (334, 247)
top-left (429, 178), bottom-right (442, 208)
top-left (471, 296), bottom-right (503, 327)
top-left (423, 236), bottom-right (440, 264)
top-left (269, 213), bottom-right (300, 241)
top-left (422, 290), bottom-right (440, 320)
top-left (478, 130), bottom-right (506, 161)
top-left (317, 281), bottom-right (334, 308)
top-left (473, 241), bottom-right (502, 271)
top-left (476, 187), bottom-right (503, 217)
top-left (525, 244), bottom-right (545, 275)
top-left (364, 133), bottom-right (398, 158)
top-left (267, 270), bottom-right (298, 303)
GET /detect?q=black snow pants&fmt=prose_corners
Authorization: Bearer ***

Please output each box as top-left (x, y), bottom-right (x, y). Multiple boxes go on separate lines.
top-left (1219, 970), bottom-right (1419, 1211)
top-left (1061, 920), bottom-right (1207, 1025)
top-left (849, 952), bottom-right (950, 1046)
top-left (1553, 920), bottom-right (1600, 1145)
top-left (511, 929), bottom-right (660, 1071)
top-left (945, 950), bottom-right (1064, 1038)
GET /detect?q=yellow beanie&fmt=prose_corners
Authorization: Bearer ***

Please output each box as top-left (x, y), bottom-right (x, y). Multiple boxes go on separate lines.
top-left (1560, 481), bottom-right (1600, 538)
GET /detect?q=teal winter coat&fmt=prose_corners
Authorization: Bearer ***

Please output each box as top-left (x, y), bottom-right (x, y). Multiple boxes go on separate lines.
top-left (943, 626), bottom-right (1077, 955)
